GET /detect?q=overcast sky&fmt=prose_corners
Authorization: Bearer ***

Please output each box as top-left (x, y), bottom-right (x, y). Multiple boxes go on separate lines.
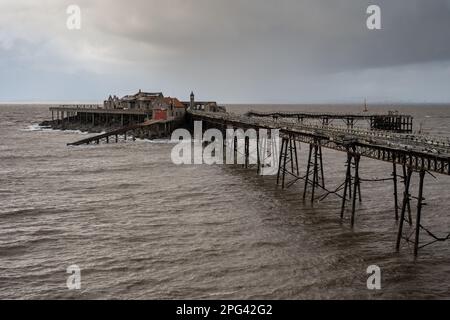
top-left (1, 0), bottom-right (450, 103)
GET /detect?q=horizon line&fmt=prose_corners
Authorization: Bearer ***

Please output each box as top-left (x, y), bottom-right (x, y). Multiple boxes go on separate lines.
top-left (1, 100), bottom-right (450, 106)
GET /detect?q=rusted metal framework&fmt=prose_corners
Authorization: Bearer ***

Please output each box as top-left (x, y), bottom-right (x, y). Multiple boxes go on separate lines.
top-left (246, 110), bottom-right (414, 133)
top-left (66, 120), bottom-right (173, 146)
top-left (189, 110), bottom-right (450, 257)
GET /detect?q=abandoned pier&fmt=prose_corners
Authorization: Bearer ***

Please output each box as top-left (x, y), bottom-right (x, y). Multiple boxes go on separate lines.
top-left (42, 91), bottom-right (450, 257)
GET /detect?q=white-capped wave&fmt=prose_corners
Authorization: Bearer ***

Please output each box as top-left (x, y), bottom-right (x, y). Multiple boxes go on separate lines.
top-left (21, 124), bottom-right (50, 132)
top-left (21, 124), bottom-right (91, 135)
top-left (135, 138), bottom-right (173, 144)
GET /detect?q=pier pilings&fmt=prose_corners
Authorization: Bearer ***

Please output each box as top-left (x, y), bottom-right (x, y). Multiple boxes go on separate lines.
top-left (189, 110), bottom-right (450, 257)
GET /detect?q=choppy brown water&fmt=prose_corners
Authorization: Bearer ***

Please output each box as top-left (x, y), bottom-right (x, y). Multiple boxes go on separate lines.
top-left (1, 104), bottom-right (450, 299)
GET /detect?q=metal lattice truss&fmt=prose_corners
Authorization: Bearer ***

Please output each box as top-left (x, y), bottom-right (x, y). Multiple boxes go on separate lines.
top-left (190, 110), bottom-right (450, 176)
top-left (189, 110), bottom-right (450, 257)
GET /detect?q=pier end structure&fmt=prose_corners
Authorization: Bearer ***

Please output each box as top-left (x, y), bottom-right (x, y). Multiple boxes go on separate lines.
top-left (43, 90), bottom-right (228, 137)
top-left (43, 90), bottom-right (195, 137)
top-left (42, 90), bottom-right (228, 141)
top-left (46, 105), bottom-right (188, 140)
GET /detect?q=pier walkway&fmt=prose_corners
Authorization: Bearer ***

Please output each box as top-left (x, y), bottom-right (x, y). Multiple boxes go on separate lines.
top-left (188, 110), bottom-right (450, 256)
top-left (246, 110), bottom-right (414, 133)
top-left (45, 103), bottom-right (449, 257)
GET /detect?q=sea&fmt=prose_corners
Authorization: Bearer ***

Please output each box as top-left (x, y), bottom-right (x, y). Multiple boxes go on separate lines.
top-left (1, 103), bottom-right (450, 299)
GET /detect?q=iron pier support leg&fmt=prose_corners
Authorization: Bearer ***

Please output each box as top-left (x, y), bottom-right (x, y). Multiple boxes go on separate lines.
top-left (276, 138), bottom-right (285, 185)
top-left (293, 140), bottom-right (299, 176)
top-left (246, 136), bottom-right (250, 168)
top-left (351, 155), bottom-right (360, 227)
top-left (281, 138), bottom-right (288, 189)
top-left (303, 144), bottom-right (313, 200)
top-left (234, 137), bottom-right (238, 165)
top-left (256, 132), bottom-right (261, 175)
top-left (311, 144), bottom-right (319, 203)
top-left (319, 146), bottom-right (325, 188)
top-left (244, 136), bottom-right (249, 169)
top-left (402, 164), bottom-right (412, 224)
top-left (289, 137), bottom-right (294, 174)
top-left (356, 151), bottom-right (361, 202)
top-left (396, 167), bottom-right (413, 251)
top-left (414, 170), bottom-right (426, 257)
top-left (341, 152), bottom-right (352, 219)
top-left (393, 160), bottom-right (399, 220)
top-left (348, 165), bottom-right (353, 200)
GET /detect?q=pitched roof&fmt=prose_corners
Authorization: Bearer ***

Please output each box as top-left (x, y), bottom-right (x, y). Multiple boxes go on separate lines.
top-left (163, 97), bottom-right (185, 108)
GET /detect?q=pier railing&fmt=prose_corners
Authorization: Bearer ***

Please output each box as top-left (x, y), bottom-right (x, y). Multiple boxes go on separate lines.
top-left (246, 110), bottom-right (414, 133)
top-left (191, 110), bottom-right (450, 160)
top-left (188, 109), bottom-right (450, 256)
top-left (59, 104), bottom-right (102, 109)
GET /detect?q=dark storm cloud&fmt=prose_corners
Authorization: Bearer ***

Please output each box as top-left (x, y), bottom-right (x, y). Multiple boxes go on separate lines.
top-left (1, 0), bottom-right (450, 102)
top-left (91, 0), bottom-right (450, 72)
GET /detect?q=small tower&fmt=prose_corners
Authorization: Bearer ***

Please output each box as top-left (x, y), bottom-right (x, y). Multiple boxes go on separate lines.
top-left (190, 91), bottom-right (195, 110)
